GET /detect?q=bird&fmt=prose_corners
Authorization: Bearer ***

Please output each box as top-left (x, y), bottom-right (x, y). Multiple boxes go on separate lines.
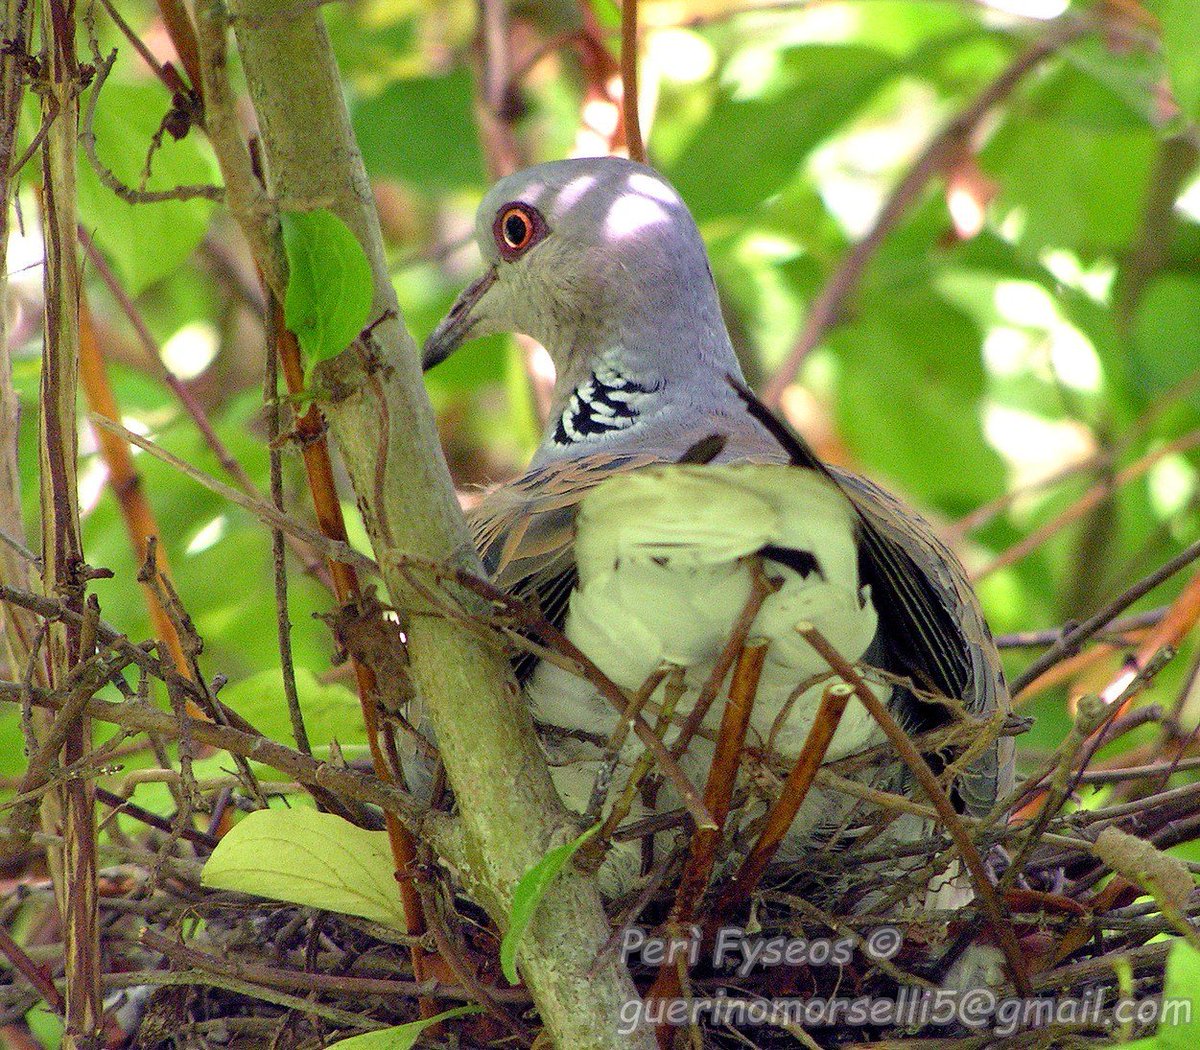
top-left (423, 155), bottom-right (1012, 913)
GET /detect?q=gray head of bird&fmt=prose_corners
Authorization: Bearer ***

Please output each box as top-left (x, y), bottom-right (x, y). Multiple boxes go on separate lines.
top-left (423, 157), bottom-right (743, 401)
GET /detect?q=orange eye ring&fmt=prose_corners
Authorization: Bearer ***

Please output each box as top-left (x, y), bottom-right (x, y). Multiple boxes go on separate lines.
top-left (493, 202), bottom-right (546, 260)
top-left (501, 208), bottom-right (533, 250)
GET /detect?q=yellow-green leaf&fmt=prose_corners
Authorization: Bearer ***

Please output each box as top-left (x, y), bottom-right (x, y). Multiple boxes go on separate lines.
top-left (201, 808), bottom-right (406, 929)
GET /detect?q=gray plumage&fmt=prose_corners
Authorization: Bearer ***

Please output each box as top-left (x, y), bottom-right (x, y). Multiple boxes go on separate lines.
top-left (425, 156), bottom-right (1012, 906)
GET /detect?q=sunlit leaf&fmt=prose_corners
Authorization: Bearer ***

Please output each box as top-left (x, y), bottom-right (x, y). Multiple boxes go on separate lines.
top-left (76, 82), bottom-right (220, 294)
top-left (201, 809), bottom-right (407, 929)
top-left (1163, 0), bottom-right (1200, 122)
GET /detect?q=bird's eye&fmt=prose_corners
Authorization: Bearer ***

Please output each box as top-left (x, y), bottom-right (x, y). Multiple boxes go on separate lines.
top-left (493, 203), bottom-right (546, 260)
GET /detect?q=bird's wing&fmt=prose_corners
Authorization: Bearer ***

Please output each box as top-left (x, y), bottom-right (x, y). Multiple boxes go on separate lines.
top-left (468, 452), bottom-right (662, 682)
top-left (728, 379), bottom-right (1012, 817)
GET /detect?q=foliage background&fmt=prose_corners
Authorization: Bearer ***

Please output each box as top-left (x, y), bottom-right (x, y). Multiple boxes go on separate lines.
top-left (3, 0), bottom-right (1200, 1039)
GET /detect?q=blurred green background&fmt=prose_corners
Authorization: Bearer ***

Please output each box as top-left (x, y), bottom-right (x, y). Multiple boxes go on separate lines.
top-left (3, 0), bottom-right (1199, 842)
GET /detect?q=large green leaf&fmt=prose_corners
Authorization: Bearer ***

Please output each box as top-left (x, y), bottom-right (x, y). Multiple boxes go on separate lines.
top-left (201, 809), bottom-right (408, 929)
top-left (352, 70), bottom-right (486, 190)
top-left (827, 289), bottom-right (1003, 509)
top-left (667, 45), bottom-right (894, 220)
top-left (77, 82), bottom-right (220, 294)
top-left (1132, 275), bottom-right (1200, 412)
top-left (984, 119), bottom-right (1156, 253)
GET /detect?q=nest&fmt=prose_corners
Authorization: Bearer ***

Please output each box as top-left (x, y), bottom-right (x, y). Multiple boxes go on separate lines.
top-left (1, 551), bottom-right (1198, 1050)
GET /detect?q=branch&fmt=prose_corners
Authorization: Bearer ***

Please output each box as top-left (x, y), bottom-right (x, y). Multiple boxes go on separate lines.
top-left (36, 0), bottom-right (102, 1037)
top-left (797, 624), bottom-right (1032, 996)
top-left (620, 0), bottom-right (645, 162)
top-left (762, 21), bottom-right (1088, 405)
top-left (193, 1), bottom-right (651, 1042)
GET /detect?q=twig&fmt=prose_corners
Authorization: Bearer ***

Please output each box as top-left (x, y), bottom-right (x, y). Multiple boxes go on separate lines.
top-left (995, 607), bottom-right (1164, 649)
top-left (762, 21), bottom-right (1087, 405)
top-left (268, 297), bottom-right (429, 968)
top-left (0, 929), bottom-right (64, 1015)
top-left (975, 429), bottom-right (1200, 582)
top-left (92, 0), bottom-right (188, 95)
top-left (671, 640), bottom-right (768, 926)
top-left (1011, 537), bottom-right (1200, 696)
top-left (646, 643), bottom-right (769, 1034)
top-left (0, 679), bottom-right (428, 826)
top-left (154, 0), bottom-right (205, 99)
top-left (265, 309), bottom-right (310, 758)
top-left (620, 0), bottom-right (645, 162)
top-left (78, 227), bottom-right (332, 590)
top-left (440, 565), bottom-right (716, 831)
top-left (80, 48), bottom-right (222, 203)
top-left (34, 5), bottom-right (103, 1037)
top-left (78, 299), bottom-right (194, 680)
top-left (712, 682), bottom-right (853, 924)
top-left (670, 566), bottom-right (779, 761)
top-left (796, 624), bottom-right (1032, 996)
top-left (87, 413), bottom-right (379, 576)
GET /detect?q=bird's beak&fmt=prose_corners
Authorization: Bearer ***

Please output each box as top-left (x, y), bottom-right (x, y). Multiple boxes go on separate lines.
top-left (422, 266), bottom-right (498, 371)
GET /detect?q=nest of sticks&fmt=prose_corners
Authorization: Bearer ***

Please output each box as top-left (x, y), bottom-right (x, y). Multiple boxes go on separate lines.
top-left (1, 540), bottom-right (1199, 1050)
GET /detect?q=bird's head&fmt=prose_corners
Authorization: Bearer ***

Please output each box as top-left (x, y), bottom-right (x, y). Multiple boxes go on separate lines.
top-left (423, 157), bottom-right (735, 384)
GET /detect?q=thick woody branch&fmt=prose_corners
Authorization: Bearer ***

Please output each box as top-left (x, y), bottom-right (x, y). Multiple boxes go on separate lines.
top-left (191, 1), bottom-right (650, 1043)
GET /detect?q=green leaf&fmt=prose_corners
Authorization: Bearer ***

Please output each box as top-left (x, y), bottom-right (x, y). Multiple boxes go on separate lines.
top-left (280, 209), bottom-right (375, 366)
top-left (352, 71), bottom-right (486, 191)
top-left (1164, 0), bottom-right (1200, 122)
top-left (201, 808), bottom-right (408, 929)
top-left (325, 1008), bottom-right (483, 1049)
top-left (218, 668), bottom-right (367, 751)
top-left (76, 82), bottom-right (220, 294)
top-left (666, 45), bottom-right (893, 220)
top-left (827, 289), bottom-right (1003, 509)
top-left (1132, 275), bottom-right (1200, 412)
top-left (500, 825), bottom-right (598, 985)
top-left (984, 118), bottom-right (1156, 253)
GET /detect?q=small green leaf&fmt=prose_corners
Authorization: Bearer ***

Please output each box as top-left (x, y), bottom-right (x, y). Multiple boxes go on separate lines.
top-left (1164, 0), bottom-right (1200, 122)
top-left (280, 209), bottom-right (374, 366)
top-left (500, 824), bottom-right (598, 985)
top-left (1115, 940), bottom-right (1200, 1047)
top-left (325, 1007), bottom-right (483, 1049)
top-left (201, 808), bottom-right (407, 929)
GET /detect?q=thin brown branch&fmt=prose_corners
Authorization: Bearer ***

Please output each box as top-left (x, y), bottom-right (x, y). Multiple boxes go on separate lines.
top-left (79, 301), bottom-right (192, 679)
top-left (0, 928), bottom-right (64, 1016)
top-left (712, 682), bottom-right (852, 923)
top-left (974, 428), bottom-right (1200, 582)
top-left (92, 0), bottom-right (188, 96)
top-left (620, 0), bottom-right (645, 162)
top-left (1011, 537), bottom-right (1200, 696)
top-left (36, 0), bottom-right (102, 1034)
top-left (87, 413), bottom-right (379, 576)
top-left (78, 227), bottom-right (332, 590)
top-left (797, 624), bottom-right (1032, 996)
top-left (154, 0), bottom-right (205, 99)
top-left (0, 679), bottom-right (428, 826)
top-left (80, 49), bottom-right (222, 203)
top-left (762, 21), bottom-right (1087, 405)
top-left (268, 299), bottom-right (429, 974)
top-left (646, 641), bottom-right (769, 1027)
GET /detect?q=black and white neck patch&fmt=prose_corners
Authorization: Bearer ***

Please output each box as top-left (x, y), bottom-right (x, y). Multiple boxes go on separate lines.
top-left (552, 359), bottom-right (656, 446)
